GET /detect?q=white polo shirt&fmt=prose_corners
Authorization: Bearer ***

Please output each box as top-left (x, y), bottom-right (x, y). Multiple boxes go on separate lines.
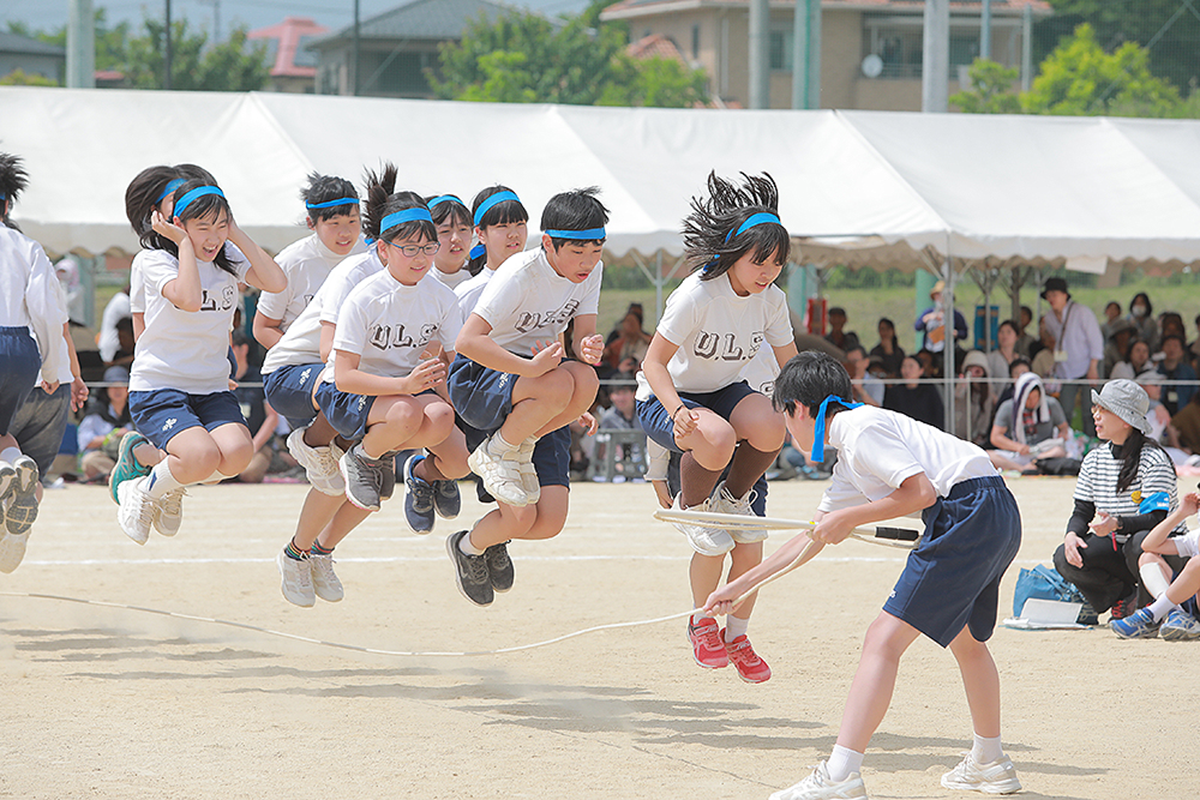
top-left (0, 225), bottom-right (68, 384)
top-left (257, 233), bottom-right (366, 333)
top-left (818, 405), bottom-right (997, 513)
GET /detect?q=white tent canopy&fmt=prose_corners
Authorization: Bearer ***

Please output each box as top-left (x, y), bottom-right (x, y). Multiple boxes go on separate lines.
top-left (5, 86), bottom-right (1200, 272)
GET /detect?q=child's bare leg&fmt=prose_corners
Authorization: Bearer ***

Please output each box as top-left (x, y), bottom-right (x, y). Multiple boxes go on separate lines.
top-left (988, 452), bottom-right (1025, 472)
top-left (162, 427), bottom-right (221, 483)
top-left (690, 552), bottom-right (727, 608)
top-left (836, 611), bottom-right (921, 752)
top-left (523, 485), bottom-right (568, 539)
top-left (420, 424), bottom-right (470, 481)
top-left (534, 362), bottom-right (599, 436)
top-left (210, 423), bottom-right (255, 477)
top-left (315, 501), bottom-right (372, 551)
top-left (726, 541), bottom-right (763, 620)
top-left (1166, 557), bottom-right (1200, 606)
top-left (361, 397), bottom-right (424, 458)
top-left (465, 503), bottom-right (537, 551)
top-left (947, 627), bottom-right (1001, 740)
top-left (292, 489), bottom-right (346, 550)
top-left (500, 370), bottom-right (573, 444)
top-left (303, 413), bottom-right (339, 448)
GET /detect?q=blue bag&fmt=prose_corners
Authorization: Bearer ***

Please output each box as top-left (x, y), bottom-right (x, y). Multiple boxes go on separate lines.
top-left (1012, 564), bottom-right (1085, 618)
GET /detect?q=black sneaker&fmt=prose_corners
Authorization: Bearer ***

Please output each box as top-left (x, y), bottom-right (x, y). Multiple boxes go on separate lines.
top-left (1076, 600), bottom-right (1099, 626)
top-left (402, 454), bottom-right (436, 534)
top-left (446, 531), bottom-right (493, 606)
top-left (485, 541), bottom-right (514, 593)
top-left (1110, 591), bottom-right (1139, 621)
top-left (433, 479), bottom-right (461, 519)
top-left (340, 445), bottom-right (385, 512)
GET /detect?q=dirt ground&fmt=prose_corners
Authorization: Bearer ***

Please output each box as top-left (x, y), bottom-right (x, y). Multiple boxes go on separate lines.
top-left (1, 476), bottom-right (1197, 800)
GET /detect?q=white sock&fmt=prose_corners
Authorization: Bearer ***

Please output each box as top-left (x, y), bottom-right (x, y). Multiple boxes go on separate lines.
top-left (493, 432), bottom-right (519, 452)
top-left (458, 531), bottom-right (485, 556)
top-left (972, 734), bottom-right (1003, 765)
top-left (1140, 563), bottom-right (1172, 600)
top-left (724, 615), bottom-right (749, 642)
top-left (1149, 594), bottom-right (1175, 621)
top-left (201, 469), bottom-right (237, 485)
top-left (826, 745), bottom-right (864, 782)
top-left (144, 461), bottom-right (184, 499)
top-left (0, 447), bottom-right (21, 465)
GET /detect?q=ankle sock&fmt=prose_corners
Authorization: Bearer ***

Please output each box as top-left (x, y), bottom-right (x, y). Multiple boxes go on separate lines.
top-left (459, 532), bottom-right (485, 556)
top-left (972, 734), bottom-right (1003, 765)
top-left (145, 461), bottom-right (184, 499)
top-left (725, 615), bottom-right (749, 642)
top-left (284, 540), bottom-right (310, 561)
top-left (1148, 594), bottom-right (1175, 621)
top-left (310, 541), bottom-right (334, 557)
top-left (826, 745), bottom-right (864, 782)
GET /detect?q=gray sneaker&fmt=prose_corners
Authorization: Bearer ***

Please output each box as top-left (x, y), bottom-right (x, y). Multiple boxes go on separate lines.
top-left (3, 455), bottom-right (40, 536)
top-left (308, 553), bottom-right (344, 603)
top-left (433, 479), bottom-right (461, 519)
top-left (446, 531), bottom-right (493, 606)
top-left (340, 445), bottom-right (386, 512)
top-left (940, 753), bottom-right (1021, 795)
top-left (485, 541), bottom-right (514, 593)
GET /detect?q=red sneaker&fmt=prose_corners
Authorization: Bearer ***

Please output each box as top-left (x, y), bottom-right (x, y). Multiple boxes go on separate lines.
top-left (687, 616), bottom-right (729, 668)
top-left (723, 632), bottom-right (772, 683)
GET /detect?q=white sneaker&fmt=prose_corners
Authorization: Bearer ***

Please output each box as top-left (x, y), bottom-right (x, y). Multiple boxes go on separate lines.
top-left (309, 553), bottom-right (344, 602)
top-left (672, 495), bottom-right (734, 556)
top-left (940, 753), bottom-right (1021, 794)
top-left (3, 454), bottom-right (40, 536)
top-left (117, 476), bottom-right (159, 546)
top-left (0, 531), bottom-right (29, 574)
top-left (154, 487), bottom-right (186, 537)
top-left (276, 550), bottom-right (315, 607)
top-left (769, 761), bottom-right (868, 800)
top-left (712, 480), bottom-right (766, 544)
top-left (287, 427), bottom-right (345, 496)
top-left (467, 433), bottom-right (529, 507)
top-left (516, 436), bottom-right (541, 504)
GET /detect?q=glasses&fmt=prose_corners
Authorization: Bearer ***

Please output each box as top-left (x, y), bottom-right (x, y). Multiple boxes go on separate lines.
top-left (386, 240), bottom-right (440, 257)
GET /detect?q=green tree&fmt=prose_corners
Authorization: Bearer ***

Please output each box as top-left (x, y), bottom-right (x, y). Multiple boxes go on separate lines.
top-left (598, 55), bottom-right (708, 108)
top-left (949, 59), bottom-right (1022, 114)
top-left (123, 18), bottom-right (269, 92)
top-left (0, 69), bottom-right (58, 87)
top-left (1021, 23), bottom-right (1181, 117)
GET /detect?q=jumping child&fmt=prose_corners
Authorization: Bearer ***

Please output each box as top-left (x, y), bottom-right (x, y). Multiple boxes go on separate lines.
top-left (116, 178), bottom-right (286, 544)
top-left (445, 188), bottom-right (607, 607)
top-left (706, 351), bottom-right (1023, 800)
top-left (453, 185), bottom-right (529, 313)
top-left (637, 172), bottom-right (797, 684)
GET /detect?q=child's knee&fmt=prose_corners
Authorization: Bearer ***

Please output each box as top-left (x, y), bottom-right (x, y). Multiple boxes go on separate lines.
top-left (729, 541), bottom-right (763, 567)
top-left (385, 400), bottom-right (422, 436)
top-left (220, 440), bottom-right (255, 475)
top-left (542, 369), bottom-right (576, 411)
top-left (424, 403), bottom-right (456, 439)
top-left (526, 509), bottom-right (566, 540)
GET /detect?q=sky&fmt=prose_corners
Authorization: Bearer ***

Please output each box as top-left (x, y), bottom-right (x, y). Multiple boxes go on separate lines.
top-left (5, 0), bottom-right (592, 39)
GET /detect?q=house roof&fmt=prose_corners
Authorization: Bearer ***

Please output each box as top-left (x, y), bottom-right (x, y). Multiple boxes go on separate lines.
top-left (0, 32), bottom-right (66, 58)
top-left (248, 17), bottom-right (328, 77)
top-left (311, 0), bottom-right (518, 50)
top-left (602, 0), bottom-right (1052, 19)
top-left (627, 34), bottom-right (687, 64)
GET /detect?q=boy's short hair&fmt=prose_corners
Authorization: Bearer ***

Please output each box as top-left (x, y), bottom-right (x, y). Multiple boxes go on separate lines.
top-left (773, 351), bottom-right (852, 418)
top-left (302, 172), bottom-right (359, 223)
top-left (829, 307), bottom-right (847, 318)
top-left (541, 187), bottom-right (609, 249)
top-left (1007, 356), bottom-right (1031, 377)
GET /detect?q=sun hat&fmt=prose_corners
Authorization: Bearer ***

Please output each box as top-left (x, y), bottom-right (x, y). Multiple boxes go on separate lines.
top-left (1106, 318), bottom-right (1136, 340)
top-left (1090, 379), bottom-right (1151, 435)
top-left (102, 365), bottom-right (129, 384)
top-left (1041, 276), bottom-right (1070, 300)
top-left (930, 280), bottom-right (945, 297)
top-left (1134, 370), bottom-right (1164, 386)
top-left (961, 349), bottom-right (990, 377)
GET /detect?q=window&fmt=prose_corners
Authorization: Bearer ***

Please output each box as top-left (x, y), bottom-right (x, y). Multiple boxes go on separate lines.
top-left (863, 15), bottom-right (989, 79)
top-left (769, 27), bottom-right (793, 72)
top-left (692, 23), bottom-right (701, 60)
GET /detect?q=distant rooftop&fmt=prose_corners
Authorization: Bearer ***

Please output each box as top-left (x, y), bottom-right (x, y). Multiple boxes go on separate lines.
top-left (0, 31), bottom-right (66, 57)
top-left (248, 17), bottom-right (329, 77)
top-left (311, 0), bottom-right (519, 49)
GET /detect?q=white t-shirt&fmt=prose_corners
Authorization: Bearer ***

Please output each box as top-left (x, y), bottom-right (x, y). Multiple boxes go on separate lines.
top-left (98, 290), bottom-right (131, 361)
top-left (262, 248), bottom-right (384, 375)
top-left (818, 405), bottom-right (997, 513)
top-left (257, 233), bottom-right (365, 333)
top-left (130, 247), bottom-right (250, 394)
top-left (635, 271), bottom-right (793, 401)
top-left (470, 248), bottom-right (602, 356)
top-left (0, 225), bottom-right (69, 385)
top-left (454, 267), bottom-right (496, 316)
top-left (1173, 527), bottom-right (1200, 559)
top-left (130, 242), bottom-right (245, 315)
top-left (326, 270), bottom-right (463, 383)
top-left (431, 265), bottom-right (472, 291)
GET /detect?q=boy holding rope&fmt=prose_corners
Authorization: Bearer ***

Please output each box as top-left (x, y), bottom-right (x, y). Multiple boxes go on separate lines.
top-left (705, 351), bottom-right (1023, 800)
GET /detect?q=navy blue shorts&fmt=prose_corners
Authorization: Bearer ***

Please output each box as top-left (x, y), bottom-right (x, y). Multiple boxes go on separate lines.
top-left (636, 381), bottom-right (759, 453)
top-left (263, 363), bottom-right (323, 430)
top-left (884, 475), bottom-right (1022, 647)
top-left (313, 381), bottom-right (375, 442)
top-left (447, 354), bottom-right (519, 432)
top-left (0, 327), bottom-right (41, 436)
top-left (129, 388), bottom-right (247, 450)
top-left (459, 412), bottom-right (571, 490)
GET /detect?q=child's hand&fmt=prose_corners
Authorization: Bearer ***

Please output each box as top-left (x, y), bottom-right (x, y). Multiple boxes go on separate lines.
top-left (670, 405), bottom-right (698, 438)
top-left (151, 209), bottom-right (187, 245)
top-left (703, 584), bottom-right (743, 617)
top-left (528, 340), bottom-right (564, 376)
top-left (578, 334), bottom-right (604, 365)
top-left (810, 511), bottom-right (853, 545)
top-left (1183, 492), bottom-right (1200, 515)
top-left (403, 358), bottom-right (446, 393)
top-left (578, 411), bottom-right (598, 435)
top-left (1088, 511), bottom-right (1117, 536)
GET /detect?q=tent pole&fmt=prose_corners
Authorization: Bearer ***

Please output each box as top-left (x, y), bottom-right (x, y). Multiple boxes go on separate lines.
top-left (944, 258), bottom-right (955, 433)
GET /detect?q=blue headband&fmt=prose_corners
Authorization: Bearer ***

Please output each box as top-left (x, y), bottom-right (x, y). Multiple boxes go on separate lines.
top-left (810, 395), bottom-right (862, 463)
top-left (727, 212), bottom-right (782, 242)
top-left (544, 227), bottom-right (606, 240)
top-left (306, 197), bottom-right (359, 210)
top-left (380, 207), bottom-right (433, 234)
top-left (173, 186), bottom-right (225, 218)
top-left (473, 190), bottom-right (521, 226)
top-left (469, 243), bottom-right (486, 260)
top-left (429, 195), bottom-right (464, 209)
top-left (157, 179), bottom-right (186, 203)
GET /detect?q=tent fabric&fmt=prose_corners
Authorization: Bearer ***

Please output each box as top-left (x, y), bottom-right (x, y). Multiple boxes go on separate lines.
top-left (4, 86), bottom-right (1200, 271)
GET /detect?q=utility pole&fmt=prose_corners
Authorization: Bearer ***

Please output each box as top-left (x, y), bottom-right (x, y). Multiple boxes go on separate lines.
top-left (352, 0), bottom-right (360, 96)
top-left (748, 0), bottom-right (770, 108)
top-left (980, 0), bottom-right (991, 61)
top-left (922, 0), bottom-right (949, 112)
top-left (164, 0), bottom-right (173, 90)
top-left (67, 0), bottom-right (95, 88)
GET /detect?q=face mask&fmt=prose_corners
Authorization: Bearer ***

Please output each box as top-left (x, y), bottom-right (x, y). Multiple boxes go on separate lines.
top-left (1132, 305), bottom-right (1147, 318)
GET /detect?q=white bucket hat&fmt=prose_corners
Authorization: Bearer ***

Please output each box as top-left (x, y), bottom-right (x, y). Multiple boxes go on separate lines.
top-left (1090, 379), bottom-right (1151, 435)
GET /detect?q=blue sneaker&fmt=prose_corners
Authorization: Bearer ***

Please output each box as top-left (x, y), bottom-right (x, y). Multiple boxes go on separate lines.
top-left (402, 454), bottom-right (436, 534)
top-left (109, 431), bottom-right (152, 504)
top-left (433, 478), bottom-right (461, 519)
top-left (1110, 607), bottom-right (1159, 639)
top-left (1160, 608), bottom-right (1200, 641)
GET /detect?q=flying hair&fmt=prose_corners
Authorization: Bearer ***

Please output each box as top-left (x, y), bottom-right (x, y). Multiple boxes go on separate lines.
top-left (681, 171), bottom-right (790, 281)
top-left (363, 164), bottom-right (435, 243)
top-left (0, 152), bottom-right (30, 229)
top-left (301, 172), bottom-right (360, 223)
top-left (362, 163), bottom-right (399, 239)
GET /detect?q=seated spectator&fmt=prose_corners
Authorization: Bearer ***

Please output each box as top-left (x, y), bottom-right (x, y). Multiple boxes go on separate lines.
top-left (1100, 300), bottom-right (1122, 342)
top-left (1102, 318), bottom-right (1137, 378)
top-left (825, 306), bottom-right (860, 352)
top-left (106, 316), bottom-right (135, 369)
top-left (595, 374), bottom-right (644, 475)
top-left (1139, 372), bottom-right (1191, 465)
top-left (883, 355), bottom-right (943, 430)
top-left (1030, 316), bottom-right (1057, 381)
top-left (1160, 311), bottom-right (1185, 345)
top-left (602, 304), bottom-right (652, 372)
top-left (869, 317), bottom-right (905, 378)
top-left (916, 348), bottom-right (937, 379)
top-left (986, 319), bottom-right (1021, 395)
top-left (231, 329), bottom-right (280, 484)
top-left (997, 357), bottom-right (1032, 407)
top-left (954, 350), bottom-right (994, 448)
top-left (1157, 334), bottom-right (1197, 416)
top-left (98, 284), bottom-right (132, 363)
top-left (1015, 305), bottom-right (1036, 359)
top-left (1167, 384), bottom-right (1200, 455)
top-left (76, 366), bottom-right (134, 481)
top-left (1110, 338), bottom-right (1154, 381)
top-left (1128, 292), bottom-right (1158, 351)
top-left (1190, 313), bottom-right (1200, 367)
top-left (845, 345), bottom-right (882, 406)
top-left (988, 372), bottom-right (1070, 473)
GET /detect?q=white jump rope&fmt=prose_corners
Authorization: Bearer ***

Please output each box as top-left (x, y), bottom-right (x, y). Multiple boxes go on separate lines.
top-left (0, 513), bottom-right (918, 657)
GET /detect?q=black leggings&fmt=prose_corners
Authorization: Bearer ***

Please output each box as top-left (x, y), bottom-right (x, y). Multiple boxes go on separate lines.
top-left (1054, 530), bottom-right (1187, 611)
